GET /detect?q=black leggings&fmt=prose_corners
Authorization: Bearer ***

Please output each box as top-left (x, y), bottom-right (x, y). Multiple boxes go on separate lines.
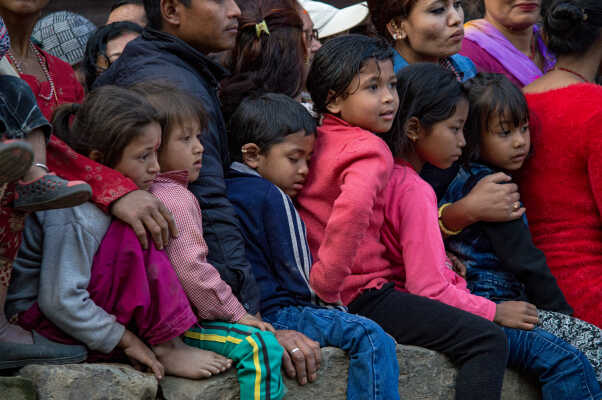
top-left (348, 284), bottom-right (508, 400)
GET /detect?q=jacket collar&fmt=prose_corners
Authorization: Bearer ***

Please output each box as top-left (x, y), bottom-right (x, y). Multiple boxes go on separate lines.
top-left (153, 170), bottom-right (190, 186)
top-left (142, 28), bottom-right (230, 86)
top-left (230, 162), bottom-right (261, 177)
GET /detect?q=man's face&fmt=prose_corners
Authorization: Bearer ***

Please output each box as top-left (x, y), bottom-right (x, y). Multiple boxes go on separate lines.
top-left (177, 0), bottom-right (241, 54)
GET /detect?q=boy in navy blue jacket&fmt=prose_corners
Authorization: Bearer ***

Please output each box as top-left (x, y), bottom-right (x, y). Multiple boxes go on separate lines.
top-left (225, 93), bottom-right (400, 400)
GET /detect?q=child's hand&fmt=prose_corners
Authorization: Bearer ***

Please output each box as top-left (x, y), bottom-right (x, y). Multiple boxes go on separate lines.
top-left (446, 252), bottom-right (466, 279)
top-left (494, 301), bottom-right (539, 330)
top-left (111, 190), bottom-right (179, 250)
top-left (238, 313), bottom-right (276, 333)
top-left (119, 330), bottom-right (165, 380)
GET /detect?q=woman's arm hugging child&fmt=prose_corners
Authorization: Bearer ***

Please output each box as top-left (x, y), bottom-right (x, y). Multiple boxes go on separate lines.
top-left (6, 85), bottom-right (232, 380)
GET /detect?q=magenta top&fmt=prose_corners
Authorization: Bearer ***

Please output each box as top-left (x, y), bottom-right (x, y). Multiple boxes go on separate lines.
top-left (460, 19), bottom-right (555, 87)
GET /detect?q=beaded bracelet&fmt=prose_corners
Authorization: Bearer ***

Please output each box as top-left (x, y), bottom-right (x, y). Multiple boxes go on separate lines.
top-left (438, 203), bottom-right (462, 236)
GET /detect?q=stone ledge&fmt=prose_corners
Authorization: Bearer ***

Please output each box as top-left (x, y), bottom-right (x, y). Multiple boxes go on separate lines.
top-left (10, 345), bottom-right (541, 400)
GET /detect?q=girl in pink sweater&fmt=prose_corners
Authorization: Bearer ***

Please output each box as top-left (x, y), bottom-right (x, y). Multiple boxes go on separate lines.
top-left (297, 35), bottom-right (508, 400)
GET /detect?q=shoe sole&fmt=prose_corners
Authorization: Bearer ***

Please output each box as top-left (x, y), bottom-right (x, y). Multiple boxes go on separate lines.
top-left (0, 142), bottom-right (34, 184)
top-left (14, 186), bottom-right (93, 213)
top-left (0, 353), bottom-right (87, 370)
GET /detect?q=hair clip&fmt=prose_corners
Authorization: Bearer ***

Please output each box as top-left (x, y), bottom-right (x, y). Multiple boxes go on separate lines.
top-left (255, 20), bottom-right (270, 38)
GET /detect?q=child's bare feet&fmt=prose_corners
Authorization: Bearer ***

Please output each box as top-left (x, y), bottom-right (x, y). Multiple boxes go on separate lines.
top-left (152, 337), bottom-right (232, 379)
top-left (0, 320), bottom-right (33, 344)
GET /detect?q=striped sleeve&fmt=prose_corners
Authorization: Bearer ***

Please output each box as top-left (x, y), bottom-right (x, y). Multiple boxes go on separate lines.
top-left (262, 185), bottom-right (320, 305)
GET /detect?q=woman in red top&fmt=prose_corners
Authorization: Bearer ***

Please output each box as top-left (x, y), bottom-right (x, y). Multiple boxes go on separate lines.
top-left (521, 0), bottom-right (602, 328)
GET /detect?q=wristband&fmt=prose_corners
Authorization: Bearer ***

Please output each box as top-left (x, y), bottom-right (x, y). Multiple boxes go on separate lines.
top-left (438, 203), bottom-right (462, 236)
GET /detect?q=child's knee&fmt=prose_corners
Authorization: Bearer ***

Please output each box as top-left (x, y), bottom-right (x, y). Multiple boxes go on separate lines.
top-left (250, 330), bottom-right (284, 360)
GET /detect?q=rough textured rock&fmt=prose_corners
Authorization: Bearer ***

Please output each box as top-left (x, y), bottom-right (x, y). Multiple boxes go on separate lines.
top-left (0, 376), bottom-right (36, 400)
top-left (159, 345), bottom-right (541, 400)
top-left (19, 363), bottom-right (158, 400)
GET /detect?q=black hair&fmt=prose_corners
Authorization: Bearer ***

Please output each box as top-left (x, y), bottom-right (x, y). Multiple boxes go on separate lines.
top-left (144, 0), bottom-right (191, 30)
top-left (385, 63), bottom-right (467, 159)
top-left (52, 85), bottom-right (160, 168)
top-left (462, 73), bottom-right (529, 163)
top-left (111, 0), bottom-right (144, 12)
top-left (82, 21), bottom-right (143, 91)
top-left (544, 0), bottom-right (602, 55)
top-left (129, 81), bottom-right (207, 147)
top-left (306, 34), bottom-right (394, 115)
top-left (220, 0), bottom-right (305, 123)
top-left (229, 93), bottom-right (316, 163)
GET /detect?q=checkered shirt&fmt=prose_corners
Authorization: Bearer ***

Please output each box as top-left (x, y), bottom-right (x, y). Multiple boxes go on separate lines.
top-left (151, 171), bottom-right (247, 323)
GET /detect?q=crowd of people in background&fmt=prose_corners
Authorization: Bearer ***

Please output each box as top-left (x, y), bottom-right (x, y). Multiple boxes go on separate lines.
top-left (0, 0), bottom-right (600, 399)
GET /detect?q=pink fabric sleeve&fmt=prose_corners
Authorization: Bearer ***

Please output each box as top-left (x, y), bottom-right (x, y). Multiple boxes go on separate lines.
top-left (154, 185), bottom-right (247, 322)
top-left (309, 138), bottom-right (393, 303)
top-left (396, 181), bottom-right (497, 321)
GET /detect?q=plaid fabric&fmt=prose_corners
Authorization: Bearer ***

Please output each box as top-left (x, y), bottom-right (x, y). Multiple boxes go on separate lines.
top-left (0, 16), bottom-right (9, 60)
top-left (151, 171), bottom-right (247, 323)
top-left (32, 11), bottom-right (96, 65)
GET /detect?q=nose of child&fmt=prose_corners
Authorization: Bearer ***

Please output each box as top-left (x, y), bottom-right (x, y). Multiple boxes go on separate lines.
top-left (458, 131), bottom-right (467, 148)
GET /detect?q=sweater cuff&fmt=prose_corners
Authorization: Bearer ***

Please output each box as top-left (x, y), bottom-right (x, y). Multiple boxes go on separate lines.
top-left (484, 300), bottom-right (497, 322)
top-left (227, 297), bottom-right (248, 323)
top-left (94, 322), bottom-right (126, 354)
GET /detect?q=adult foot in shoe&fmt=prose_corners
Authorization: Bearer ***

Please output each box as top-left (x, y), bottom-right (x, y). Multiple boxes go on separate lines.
top-left (14, 173), bottom-right (92, 213)
top-left (0, 331), bottom-right (87, 370)
top-left (153, 337), bottom-right (232, 379)
top-left (0, 319), bottom-right (33, 344)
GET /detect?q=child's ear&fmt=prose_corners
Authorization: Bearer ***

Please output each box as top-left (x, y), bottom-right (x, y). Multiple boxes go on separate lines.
top-left (88, 150), bottom-right (104, 164)
top-left (241, 143), bottom-right (262, 169)
top-left (405, 117), bottom-right (421, 143)
top-left (161, 0), bottom-right (182, 27)
top-left (325, 90), bottom-right (342, 114)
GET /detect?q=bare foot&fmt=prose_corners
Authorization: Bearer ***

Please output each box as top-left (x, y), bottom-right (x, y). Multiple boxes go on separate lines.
top-left (0, 320), bottom-right (33, 344)
top-left (152, 337), bottom-right (232, 379)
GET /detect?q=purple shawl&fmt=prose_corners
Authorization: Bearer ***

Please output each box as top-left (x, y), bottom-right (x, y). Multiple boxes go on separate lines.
top-left (464, 19), bottom-right (555, 86)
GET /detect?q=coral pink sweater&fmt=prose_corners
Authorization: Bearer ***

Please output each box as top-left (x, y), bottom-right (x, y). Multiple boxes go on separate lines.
top-left (296, 114), bottom-right (393, 305)
top-left (381, 160), bottom-right (497, 321)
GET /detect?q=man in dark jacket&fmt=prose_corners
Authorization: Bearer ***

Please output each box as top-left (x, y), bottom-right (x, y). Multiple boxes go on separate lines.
top-left (94, 0), bottom-right (321, 386)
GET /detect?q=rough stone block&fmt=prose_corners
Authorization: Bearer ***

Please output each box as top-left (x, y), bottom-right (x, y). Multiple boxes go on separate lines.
top-left (18, 363), bottom-right (158, 400)
top-left (0, 376), bottom-right (36, 400)
top-left (159, 345), bottom-right (541, 400)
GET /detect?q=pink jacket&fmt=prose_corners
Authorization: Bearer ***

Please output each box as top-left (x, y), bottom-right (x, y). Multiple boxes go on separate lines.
top-left (381, 160), bottom-right (497, 321)
top-left (296, 114), bottom-right (394, 305)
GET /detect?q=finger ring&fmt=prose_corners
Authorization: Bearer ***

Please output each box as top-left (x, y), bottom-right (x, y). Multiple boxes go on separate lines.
top-left (290, 347), bottom-right (300, 354)
top-left (512, 201), bottom-right (520, 211)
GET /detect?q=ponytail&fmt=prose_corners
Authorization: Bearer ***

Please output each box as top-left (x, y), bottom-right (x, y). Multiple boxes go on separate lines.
top-left (51, 86), bottom-right (158, 168)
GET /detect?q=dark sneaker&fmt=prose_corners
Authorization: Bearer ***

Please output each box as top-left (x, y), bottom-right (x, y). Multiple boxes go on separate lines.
top-left (0, 140), bottom-right (33, 184)
top-left (0, 330), bottom-right (87, 369)
top-left (14, 173), bottom-right (92, 212)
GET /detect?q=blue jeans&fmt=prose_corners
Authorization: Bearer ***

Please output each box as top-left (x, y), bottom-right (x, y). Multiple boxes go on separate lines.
top-left (505, 326), bottom-right (602, 400)
top-left (264, 305), bottom-right (400, 400)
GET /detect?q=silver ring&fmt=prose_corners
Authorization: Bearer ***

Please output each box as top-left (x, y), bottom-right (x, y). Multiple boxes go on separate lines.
top-left (290, 347), bottom-right (300, 354)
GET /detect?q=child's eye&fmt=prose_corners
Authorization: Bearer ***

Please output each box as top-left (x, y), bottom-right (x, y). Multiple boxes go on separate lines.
top-left (288, 157), bottom-right (299, 163)
top-left (431, 7), bottom-right (445, 14)
top-left (520, 124), bottom-right (529, 133)
top-left (368, 84), bottom-right (379, 91)
top-left (498, 130), bottom-right (511, 137)
top-left (139, 152), bottom-right (149, 161)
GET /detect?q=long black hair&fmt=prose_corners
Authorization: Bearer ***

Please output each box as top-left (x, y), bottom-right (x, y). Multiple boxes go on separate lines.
top-left (385, 63), bottom-right (467, 158)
